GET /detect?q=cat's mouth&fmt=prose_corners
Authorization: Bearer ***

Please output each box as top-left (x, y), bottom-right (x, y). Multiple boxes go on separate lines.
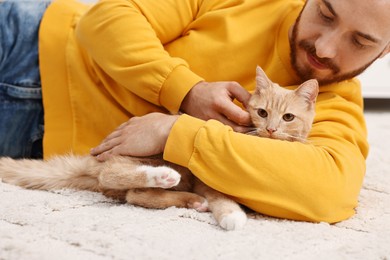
top-left (266, 133), bottom-right (281, 140)
top-left (246, 129), bottom-right (301, 142)
top-left (246, 129), bottom-right (276, 139)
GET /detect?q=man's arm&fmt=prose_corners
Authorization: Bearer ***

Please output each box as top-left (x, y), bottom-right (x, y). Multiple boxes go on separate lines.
top-left (92, 79), bottom-right (368, 223)
top-left (75, 0), bottom-right (251, 127)
top-left (163, 80), bottom-right (368, 223)
top-left (75, 0), bottom-right (201, 113)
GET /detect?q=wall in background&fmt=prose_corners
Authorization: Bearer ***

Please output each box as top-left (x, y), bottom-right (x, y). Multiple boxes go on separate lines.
top-left (358, 55), bottom-right (390, 99)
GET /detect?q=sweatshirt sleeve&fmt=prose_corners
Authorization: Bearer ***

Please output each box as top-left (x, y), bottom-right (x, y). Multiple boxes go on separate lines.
top-left (75, 0), bottom-right (204, 113)
top-left (164, 78), bottom-right (369, 223)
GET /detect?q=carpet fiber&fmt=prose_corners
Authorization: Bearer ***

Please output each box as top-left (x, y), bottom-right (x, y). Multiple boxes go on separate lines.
top-left (1, 110), bottom-right (389, 260)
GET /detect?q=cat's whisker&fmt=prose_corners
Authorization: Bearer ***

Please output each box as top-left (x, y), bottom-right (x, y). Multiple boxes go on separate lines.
top-left (279, 132), bottom-right (307, 143)
top-left (245, 129), bottom-right (259, 136)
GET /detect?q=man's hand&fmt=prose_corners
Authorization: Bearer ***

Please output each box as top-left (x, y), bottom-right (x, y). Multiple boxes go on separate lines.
top-left (91, 81), bottom-right (252, 161)
top-left (180, 81), bottom-right (252, 132)
top-left (90, 113), bottom-right (179, 161)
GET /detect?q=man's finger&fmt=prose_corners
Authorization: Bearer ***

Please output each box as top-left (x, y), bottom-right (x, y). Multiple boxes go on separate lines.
top-left (90, 137), bottom-right (121, 155)
top-left (227, 82), bottom-right (252, 108)
top-left (96, 150), bottom-right (113, 162)
top-left (224, 105), bottom-right (252, 126)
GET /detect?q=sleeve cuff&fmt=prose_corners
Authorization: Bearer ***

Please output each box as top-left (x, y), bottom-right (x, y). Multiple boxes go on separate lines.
top-left (163, 114), bottom-right (204, 167)
top-left (160, 65), bottom-right (204, 113)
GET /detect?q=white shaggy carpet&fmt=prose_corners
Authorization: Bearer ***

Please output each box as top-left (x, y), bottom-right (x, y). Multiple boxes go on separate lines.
top-left (1, 109), bottom-right (389, 260)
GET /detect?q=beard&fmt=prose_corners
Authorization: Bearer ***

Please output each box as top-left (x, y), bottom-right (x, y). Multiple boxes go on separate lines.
top-left (289, 9), bottom-right (378, 85)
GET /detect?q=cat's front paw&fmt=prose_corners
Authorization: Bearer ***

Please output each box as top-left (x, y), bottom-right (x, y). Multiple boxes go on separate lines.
top-left (138, 165), bottom-right (181, 188)
top-left (219, 211), bottom-right (247, 231)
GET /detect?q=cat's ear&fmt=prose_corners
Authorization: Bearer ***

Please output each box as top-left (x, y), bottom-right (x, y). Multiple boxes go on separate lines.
top-left (255, 66), bottom-right (271, 93)
top-left (295, 79), bottom-right (319, 104)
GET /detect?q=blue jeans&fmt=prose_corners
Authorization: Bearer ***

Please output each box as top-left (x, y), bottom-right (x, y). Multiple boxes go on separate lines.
top-left (0, 0), bottom-right (51, 158)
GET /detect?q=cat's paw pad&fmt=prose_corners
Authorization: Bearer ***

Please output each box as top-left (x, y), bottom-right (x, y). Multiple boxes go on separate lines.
top-left (138, 166), bottom-right (181, 188)
top-left (189, 199), bottom-right (209, 212)
top-left (219, 211), bottom-right (247, 231)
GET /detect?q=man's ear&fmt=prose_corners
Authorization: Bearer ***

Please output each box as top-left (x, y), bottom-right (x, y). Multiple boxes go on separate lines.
top-left (379, 43), bottom-right (390, 58)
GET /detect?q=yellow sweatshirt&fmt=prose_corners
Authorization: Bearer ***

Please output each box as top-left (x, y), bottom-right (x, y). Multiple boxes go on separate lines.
top-left (39, 0), bottom-right (368, 223)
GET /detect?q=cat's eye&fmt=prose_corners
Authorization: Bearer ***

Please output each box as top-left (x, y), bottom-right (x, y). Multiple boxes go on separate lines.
top-left (283, 113), bottom-right (295, 122)
top-left (257, 109), bottom-right (268, 118)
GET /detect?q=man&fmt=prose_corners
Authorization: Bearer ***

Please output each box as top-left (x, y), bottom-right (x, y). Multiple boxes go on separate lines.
top-left (1, 0), bottom-right (389, 223)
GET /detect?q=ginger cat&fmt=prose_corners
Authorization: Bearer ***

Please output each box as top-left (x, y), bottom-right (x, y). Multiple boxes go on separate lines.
top-left (0, 66), bottom-right (318, 230)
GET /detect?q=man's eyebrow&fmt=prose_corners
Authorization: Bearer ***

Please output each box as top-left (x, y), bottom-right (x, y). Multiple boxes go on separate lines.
top-left (356, 32), bottom-right (380, 44)
top-left (323, 0), bottom-right (337, 17)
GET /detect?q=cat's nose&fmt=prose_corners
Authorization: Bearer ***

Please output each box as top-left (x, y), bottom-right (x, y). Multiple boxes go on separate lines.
top-left (267, 127), bottom-right (277, 134)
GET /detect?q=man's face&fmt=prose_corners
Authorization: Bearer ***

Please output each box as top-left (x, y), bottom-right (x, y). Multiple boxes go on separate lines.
top-left (290, 0), bottom-right (390, 85)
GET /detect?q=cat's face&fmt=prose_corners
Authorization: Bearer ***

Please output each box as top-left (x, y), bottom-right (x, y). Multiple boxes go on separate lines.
top-left (248, 66), bottom-right (319, 142)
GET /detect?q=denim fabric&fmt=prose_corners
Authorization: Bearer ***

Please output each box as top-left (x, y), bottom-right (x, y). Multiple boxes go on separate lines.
top-left (0, 0), bottom-right (51, 158)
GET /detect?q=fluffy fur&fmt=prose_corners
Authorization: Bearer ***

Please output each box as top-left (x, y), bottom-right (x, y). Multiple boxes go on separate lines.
top-left (247, 66), bottom-right (318, 142)
top-left (0, 66), bottom-right (318, 231)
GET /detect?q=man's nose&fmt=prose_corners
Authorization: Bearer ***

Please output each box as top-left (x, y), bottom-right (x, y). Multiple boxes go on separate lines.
top-left (314, 31), bottom-right (339, 59)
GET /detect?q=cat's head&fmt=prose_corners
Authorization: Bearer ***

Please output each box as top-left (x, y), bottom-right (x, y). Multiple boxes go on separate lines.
top-left (247, 66), bottom-right (319, 142)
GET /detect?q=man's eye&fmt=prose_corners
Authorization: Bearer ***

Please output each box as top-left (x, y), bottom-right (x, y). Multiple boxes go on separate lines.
top-left (283, 113), bottom-right (295, 122)
top-left (257, 109), bottom-right (268, 118)
top-left (320, 12), bottom-right (333, 22)
top-left (353, 38), bottom-right (366, 49)
top-left (318, 6), bottom-right (334, 23)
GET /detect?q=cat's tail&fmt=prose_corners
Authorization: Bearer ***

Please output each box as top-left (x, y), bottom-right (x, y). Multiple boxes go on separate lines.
top-left (0, 155), bottom-right (100, 191)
